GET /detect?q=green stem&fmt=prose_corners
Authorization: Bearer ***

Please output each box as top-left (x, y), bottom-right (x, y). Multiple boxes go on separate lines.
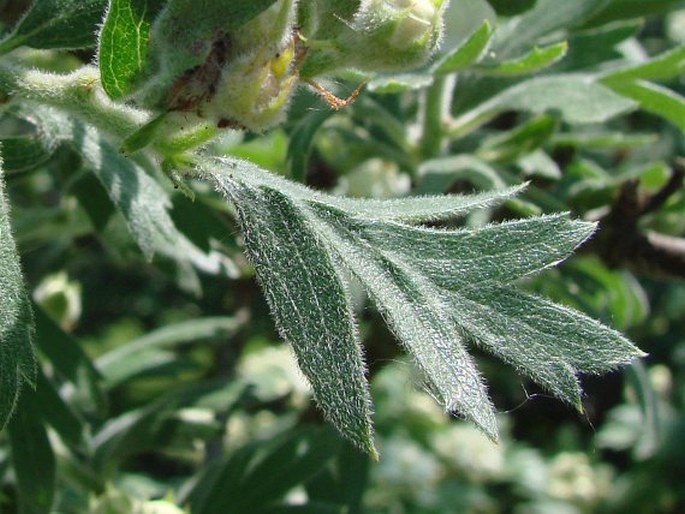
top-left (157, 122), bottom-right (219, 154)
top-left (0, 62), bottom-right (146, 139)
top-left (0, 60), bottom-right (220, 163)
top-left (419, 75), bottom-right (448, 160)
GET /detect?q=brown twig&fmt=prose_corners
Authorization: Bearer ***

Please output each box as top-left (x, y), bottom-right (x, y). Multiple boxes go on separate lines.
top-left (304, 79), bottom-right (366, 110)
top-left (591, 159), bottom-right (685, 279)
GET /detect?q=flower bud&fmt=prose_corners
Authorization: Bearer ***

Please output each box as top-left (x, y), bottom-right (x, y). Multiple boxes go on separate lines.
top-left (346, 0), bottom-right (446, 70)
top-left (298, 0), bottom-right (446, 77)
top-left (204, 35), bottom-right (300, 131)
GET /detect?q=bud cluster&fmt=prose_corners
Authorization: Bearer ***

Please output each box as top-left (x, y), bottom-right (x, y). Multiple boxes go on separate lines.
top-left (128, 0), bottom-right (447, 134)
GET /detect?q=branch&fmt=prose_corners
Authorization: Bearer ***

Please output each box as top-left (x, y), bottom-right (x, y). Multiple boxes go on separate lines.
top-left (591, 159), bottom-right (685, 279)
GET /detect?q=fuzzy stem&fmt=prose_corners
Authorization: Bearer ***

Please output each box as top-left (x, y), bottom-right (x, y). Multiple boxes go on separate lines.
top-left (0, 62), bottom-right (147, 138)
top-left (0, 61), bottom-right (219, 162)
top-left (157, 123), bottom-right (219, 154)
top-left (419, 75), bottom-right (448, 159)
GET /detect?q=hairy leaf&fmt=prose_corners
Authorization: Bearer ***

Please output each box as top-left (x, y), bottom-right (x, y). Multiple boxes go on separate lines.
top-left (9, 103), bottom-right (234, 277)
top-left (313, 205), bottom-right (498, 439)
top-left (205, 156), bottom-right (525, 222)
top-left (358, 214), bottom-right (596, 290)
top-left (453, 285), bottom-right (644, 406)
top-left (0, 153), bottom-right (36, 429)
top-left (205, 158), bottom-right (644, 445)
top-left (215, 178), bottom-right (376, 456)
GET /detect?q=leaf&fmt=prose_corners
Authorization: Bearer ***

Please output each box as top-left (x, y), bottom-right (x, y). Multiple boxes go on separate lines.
top-left (33, 370), bottom-right (86, 446)
top-left (259, 504), bottom-right (346, 514)
top-left (0, 106), bottom-right (65, 173)
top-left (287, 109), bottom-right (334, 182)
top-left (587, 0), bottom-right (685, 26)
top-left (477, 115), bottom-right (557, 163)
top-left (599, 46), bottom-right (685, 131)
top-left (454, 285), bottom-right (645, 407)
top-left (449, 75), bottom-right (637, 137)
top-left (551, 132), bottom-right (657, 149)
top-left (366, 73), bottom-right (435, 93)
top-left (0, 135), bottom-right (53, 173)
top-left (8, 391), bottom-right (55, 514)
top-left (494, 0), bottom-right (610, 58)
top-left (358, 214), bottom-right (597, 291)
top-left (93, 380), bottom-right (247, 474)
top-left (0, 0), bottom-right (107, 54)
top-left (487, 0), bottom-right (535, 16)
top-left (231, 428), bottom-right (341, 512)
top-left (33, 307), bottom-right (105, 413)
top-left (69, 172), bottom-right (116, 231)
top-left (206, 156), bottom-right (525, 222)
top-left (120, 112), bottom-right (168, 153)
top-left (305, 441), bottom-right (369, 514)
top-left (555, 19), bottom-right (643, 72)
top-left (0, 153), bottom-right (37, 429)
top-left (204, 157), bottom-right (644, 444)
top-left (433, 20), bottom-right (493, 74)
top-left (215, 179), bottom-right (376, 456)
top-left (603, 80), bottom-right (685, 132)
top-left (476, 42), bottom-right (569, 76)
top-left (10, 103), bottom-right (234, 276)
top-left (310, 205), bottom-right (499, 439)
top-left (189, 428), bottom-right (341, 514)
top-left (96, 316), bottom-right (246, 389)
top-left (602, 45), bottom-right (685, 84)
top-left (99, 0), bottom-right (166, 99)
top-left (415, 155), bottom-right (506, 195)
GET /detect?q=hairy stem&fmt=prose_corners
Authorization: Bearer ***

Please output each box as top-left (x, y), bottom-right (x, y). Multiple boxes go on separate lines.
top-left (419, 75), bottom-right (451, 159)
top-left (0, 62), bottom-right (146, 138)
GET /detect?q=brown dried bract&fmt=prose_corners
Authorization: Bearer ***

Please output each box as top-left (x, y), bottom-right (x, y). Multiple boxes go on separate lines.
top-left (166, 33), bottom-right (232, 112)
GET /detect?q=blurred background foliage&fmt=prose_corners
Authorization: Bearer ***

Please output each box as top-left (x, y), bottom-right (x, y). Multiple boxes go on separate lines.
top-left (1, 0), bottom-right (685, 513)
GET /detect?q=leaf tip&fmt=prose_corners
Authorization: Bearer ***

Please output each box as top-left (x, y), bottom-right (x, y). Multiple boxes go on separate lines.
top-left (368, 443), bottom-right (380, 462)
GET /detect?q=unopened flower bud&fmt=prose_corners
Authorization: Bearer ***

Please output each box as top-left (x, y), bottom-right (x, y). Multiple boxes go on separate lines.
top-left (345, 0), bottom-right (446, 71)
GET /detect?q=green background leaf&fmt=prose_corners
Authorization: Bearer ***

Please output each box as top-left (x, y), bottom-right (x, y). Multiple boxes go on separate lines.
top-left (0, 0), bottom-right (107, 53)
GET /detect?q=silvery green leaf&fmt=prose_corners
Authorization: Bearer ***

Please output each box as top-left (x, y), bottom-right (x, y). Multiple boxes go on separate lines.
top-left (215, 178), bottom-right (376, 456)
top-left (451, 285), bottom-right (645, 407)
top-left (204, 156), bottom-right (525, 222)
top-left (311, 205), bottom-right (498, 440)
top-left (9, 104), bottom-right (234, 277)
top-left (359, 214), bottom-right (596, 290)
top-left (204, 157), bottom-right (644, 446)
top-left (0, 152), bottom-right (37, 429)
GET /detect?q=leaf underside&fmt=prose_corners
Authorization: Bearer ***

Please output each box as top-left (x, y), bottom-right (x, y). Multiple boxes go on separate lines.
top-left (206, 157), bottom-right (643, 453)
